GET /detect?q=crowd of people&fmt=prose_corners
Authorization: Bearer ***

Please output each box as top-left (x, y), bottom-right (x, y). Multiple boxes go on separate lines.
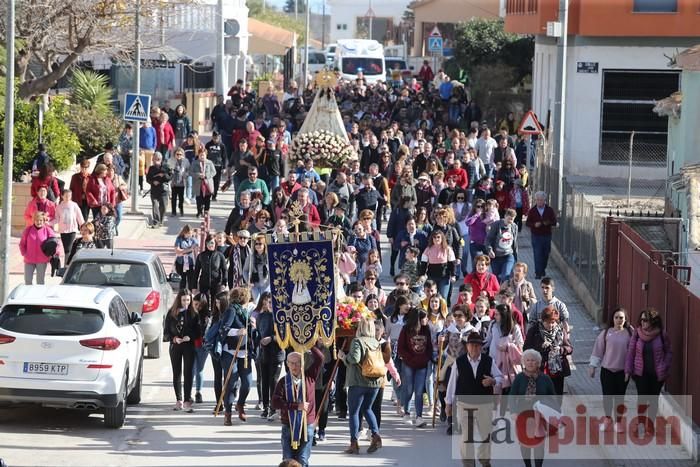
top-left (18, 70), bottom-right (673, 467)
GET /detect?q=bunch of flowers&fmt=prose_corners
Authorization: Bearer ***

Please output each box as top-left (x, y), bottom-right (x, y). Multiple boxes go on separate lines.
top-left (336, 298), bottom-right (375, 331)
top-left (291, 130), bottom-right (356, 168)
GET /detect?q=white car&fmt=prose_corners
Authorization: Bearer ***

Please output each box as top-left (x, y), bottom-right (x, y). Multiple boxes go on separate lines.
top-left (0, 285), bottom-right (144, 428)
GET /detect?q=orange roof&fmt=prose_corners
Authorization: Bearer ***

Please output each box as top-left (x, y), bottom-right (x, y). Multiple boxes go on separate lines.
top-left (248, 18), bottom-right (296, 55)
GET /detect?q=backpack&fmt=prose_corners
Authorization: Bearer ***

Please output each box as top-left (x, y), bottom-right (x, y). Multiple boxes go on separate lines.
top-left (361, 344), bottom-right (387, 379)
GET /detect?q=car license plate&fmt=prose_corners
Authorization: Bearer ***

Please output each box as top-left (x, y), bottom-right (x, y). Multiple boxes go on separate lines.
top-left (23, 362), bottom-right (69, 375)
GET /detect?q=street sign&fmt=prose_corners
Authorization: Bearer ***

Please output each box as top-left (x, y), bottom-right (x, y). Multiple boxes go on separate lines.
top-left (428, 36), bottom-right (443, 54)
top-left (518, 110), bottom-right (544, 135)
top-left (365, 7), bottom-right (375, 18)
top-left (577, 61), bottom-right (599, 73)
top-left (123, 93), bottom-right (151, 122)
top-left (429, 26), bottom-right (442, 37)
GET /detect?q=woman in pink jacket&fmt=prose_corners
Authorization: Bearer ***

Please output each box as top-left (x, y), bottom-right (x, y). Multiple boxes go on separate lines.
top-left (55, 189), bottom-right (85, 261)
top-left (624, 307), bottom-right (672, 435)
top-left (19, 211), bottom-right (61, 285)
top-left (23, 185), bottom-right (57, 227)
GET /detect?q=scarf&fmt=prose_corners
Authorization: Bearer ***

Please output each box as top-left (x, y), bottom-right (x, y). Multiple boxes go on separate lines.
top-left (539, 321), bottom-right (563, 374)
top-left (285, 372), bottom-right (305, 450)
top-left (637, 327), bottom-right (660, 342)
top-left (230, 246), bottom-right (242, 287)
top-left (526, 373), bottom-right (538, 396)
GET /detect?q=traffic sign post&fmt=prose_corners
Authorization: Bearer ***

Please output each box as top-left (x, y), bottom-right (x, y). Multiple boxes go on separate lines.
top-left (124, 93), bottom-right (151, 122)
top-left (518, 110), bottom-right (544, 135)
top-left (428, 36), bottom-right (443, 55)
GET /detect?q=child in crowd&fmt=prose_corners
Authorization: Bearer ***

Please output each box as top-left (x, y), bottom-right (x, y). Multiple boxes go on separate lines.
top-left (94, 203), bottom-right (116, 249)
top-left (471, 296), bottom-right (492, 339)
top-left (364, 248), bottom-right (383, 287)
top-left (509, 179), bottom-right (530, 232)
top-left (517, 164), bottom-right (529, 188)
top-left (401, 246), bottom-right (422, 293)
top-left (474, 176), bottom-right (493, 200)
top-left (455, 283), bottom-right (475, 314)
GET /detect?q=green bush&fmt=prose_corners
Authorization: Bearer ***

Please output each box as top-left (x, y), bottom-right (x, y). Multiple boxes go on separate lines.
top-left (69, 69), bottom-right (115, 114)
top-left (0, 96), bottom-right (81, 179)
top-left (65, 105), bottom-right (122, 160)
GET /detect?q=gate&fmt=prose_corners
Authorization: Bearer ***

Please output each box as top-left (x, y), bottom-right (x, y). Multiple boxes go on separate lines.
top-left (604, 217), bottom-right (700, 425)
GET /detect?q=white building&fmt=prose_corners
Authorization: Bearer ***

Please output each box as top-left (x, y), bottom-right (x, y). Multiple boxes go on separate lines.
top-left (327, 0), bottom-right (410, 44)
top-left (531, 37), bottom-right (694, 180)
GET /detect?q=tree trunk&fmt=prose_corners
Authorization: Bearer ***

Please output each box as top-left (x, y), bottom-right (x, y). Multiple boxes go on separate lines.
top-left (17, 52), bottom-right (81, 100)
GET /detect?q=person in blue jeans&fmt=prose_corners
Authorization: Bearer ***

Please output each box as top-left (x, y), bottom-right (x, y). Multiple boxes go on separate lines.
top-left (525, 191), bottom-right (558, 279)
top-left (272, 345), bottom-right (324, 467)
top-left (338, 317), bottom-right (384, 454)
top-left (486, 209), bottom-right (518, 283)
top-left (219, 287), bottom-right (258, 426)
top-left (192, 293), bottom-right (210, 403)
top-left (397, 308), bottom-right (433, 428)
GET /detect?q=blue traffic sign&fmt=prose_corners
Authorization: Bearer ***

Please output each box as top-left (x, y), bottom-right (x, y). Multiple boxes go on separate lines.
top-left (123, 93), bottom-right (151, 122)
top-left (428, 36), bottom-right (443, 54)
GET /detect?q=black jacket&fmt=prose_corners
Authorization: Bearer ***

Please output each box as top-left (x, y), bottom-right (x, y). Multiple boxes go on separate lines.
top-left (194, 250), bottom-right (227, 290)
top-left (257, 312), bottom-right (285, 364)
top-left (146, 164), bottom-right (172, 198)
top-left (164, 308), bottom-right (202, 343)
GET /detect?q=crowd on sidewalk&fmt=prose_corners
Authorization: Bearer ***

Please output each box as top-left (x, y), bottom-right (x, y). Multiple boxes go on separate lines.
top-left (17, 68), bottom-right (675, 467)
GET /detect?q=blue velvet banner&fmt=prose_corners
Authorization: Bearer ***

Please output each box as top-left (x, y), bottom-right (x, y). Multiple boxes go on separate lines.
top-left (267, 240), bottom-right (336, 352)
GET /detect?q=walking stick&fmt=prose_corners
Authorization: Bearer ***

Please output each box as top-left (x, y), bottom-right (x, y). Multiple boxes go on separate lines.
top-left (214, 334), bottom-right (244, 416)
top-left (432, 338), bottom-right (445, 428)
top-left (316, 338), bottom-right (348, 421)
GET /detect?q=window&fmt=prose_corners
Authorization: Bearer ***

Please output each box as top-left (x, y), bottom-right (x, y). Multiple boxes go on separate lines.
top-left (600, 70), bottom-right (680, 165)
top-left (64, 262), bottom-right (152, 288)
top-left (341, 57), bottom-right (384, 76)
top-left (109, 299), bottom-right (126, 327)
top-left (633, 0), bottom-right (677, 12)
top-left (0, 305), bottom-right (104, 335)
top-left (337, 23), bottom-right (347, 30)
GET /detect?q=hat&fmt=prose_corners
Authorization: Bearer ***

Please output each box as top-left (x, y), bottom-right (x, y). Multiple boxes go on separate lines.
top-left (463, 331), bottom-right (484, 345)
top-left (335, 202), bottom-right (348, 212)
top-left (236, 230), bottom-right (251, 239)
top-left (417, 174), bottom-right (431, 182)
top-left (212, 130), bottom-right (220, 137)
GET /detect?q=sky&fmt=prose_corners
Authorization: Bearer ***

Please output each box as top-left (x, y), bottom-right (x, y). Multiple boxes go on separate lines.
top-left (264, 0), bottom-right (330, 14)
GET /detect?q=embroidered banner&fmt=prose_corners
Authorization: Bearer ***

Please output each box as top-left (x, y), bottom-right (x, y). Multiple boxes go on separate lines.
top-left (267, 240), bottom-right (336, 352)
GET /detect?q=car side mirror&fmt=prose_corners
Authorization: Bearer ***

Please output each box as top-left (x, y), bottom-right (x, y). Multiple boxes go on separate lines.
top-left (168, 272), bottom-right (181, 283)
top-left (56, 267), bottom-right (66, 277)
top-left (130, 312), bottom-right (142, 324)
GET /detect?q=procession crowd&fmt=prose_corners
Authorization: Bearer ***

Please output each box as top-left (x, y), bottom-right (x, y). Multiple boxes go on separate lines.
top-left (17, 66), bottom-right (673, 467)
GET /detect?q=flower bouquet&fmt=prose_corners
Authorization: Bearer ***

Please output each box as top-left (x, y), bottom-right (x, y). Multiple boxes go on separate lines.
top-left (335, 298), bottom-right (375, 338)
top-left (290, 129), bottom-right (357, 169)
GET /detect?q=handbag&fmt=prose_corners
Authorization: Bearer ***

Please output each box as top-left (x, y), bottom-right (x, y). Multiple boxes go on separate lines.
top-left (117, 185), bottom-right (130, 203)
top-left (361, 345), bottom-right (387, 379)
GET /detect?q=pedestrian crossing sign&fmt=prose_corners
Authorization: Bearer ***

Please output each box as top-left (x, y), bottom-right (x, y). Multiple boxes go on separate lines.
top-left (428, 36), bottom-right (443, 54)
top-left (123, 93), bottom-right (151, 122)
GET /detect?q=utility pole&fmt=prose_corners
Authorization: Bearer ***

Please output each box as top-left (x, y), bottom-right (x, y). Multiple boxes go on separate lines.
top-left (295, 0), bottom-right (298, 20)
top-left (0, 0), bottom-right (15, 302)
top-left (554, 0), bottom-right (568, 212)
top-left (216, 0), bottom-right (226, 97)
top-left (130, 0), bottom-right (142, 214)
top-left (321, 0), bottom-right (326, 51)
top-left (368, 0), bottom-right (373, 41)
top-left (303, 1), bottom-right (310, 88)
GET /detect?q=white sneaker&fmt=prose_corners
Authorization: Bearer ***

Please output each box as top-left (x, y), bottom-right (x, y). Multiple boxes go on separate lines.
top-left (415, 416), bottom-right (427, 428)
top-left (185, 198), bottom-right (192, 205)
top-left (403, 414), bottom-right (413, 425)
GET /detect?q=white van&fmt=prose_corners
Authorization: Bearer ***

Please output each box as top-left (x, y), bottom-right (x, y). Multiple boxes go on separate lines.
top-left (335, 39), bottom-right (386, 85)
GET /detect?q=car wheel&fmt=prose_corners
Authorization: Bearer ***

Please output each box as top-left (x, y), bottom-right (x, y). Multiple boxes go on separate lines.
top-left (146, 331), bottom-right (162, 359)
top-left (104, 378), bottom-right (127, 428)
top-left (127, 355), bottom-right (143, 405)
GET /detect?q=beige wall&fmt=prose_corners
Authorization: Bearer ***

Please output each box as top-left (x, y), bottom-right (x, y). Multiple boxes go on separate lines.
top-left (412, 0), bottom-right (500, 55)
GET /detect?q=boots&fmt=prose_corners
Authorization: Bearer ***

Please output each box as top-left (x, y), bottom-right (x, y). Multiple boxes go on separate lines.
top-left (367, 433), bottom-right (382, 453)
top-left (224, 411), bottom-right (232, 426)
top-left (236, 403), bottom-right (247, 422)
top-left (344, 439), bottom-right (360, 454)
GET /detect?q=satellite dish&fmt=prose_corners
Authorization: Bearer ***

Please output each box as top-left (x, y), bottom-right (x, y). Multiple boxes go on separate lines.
top-left (225, 19), bottom-right (240, 37)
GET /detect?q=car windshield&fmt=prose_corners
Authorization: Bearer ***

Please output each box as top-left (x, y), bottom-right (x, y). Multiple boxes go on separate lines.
top-left (63, 261), bottom-right (152, 288)
top-left (0, 305), bottom-right (104, 335)
top-left (341, 57), bottom-right (383, 76)
top-left (309, 53), bottom-right (326, 64)
top-left (386, 60), bottom-right (407, 70)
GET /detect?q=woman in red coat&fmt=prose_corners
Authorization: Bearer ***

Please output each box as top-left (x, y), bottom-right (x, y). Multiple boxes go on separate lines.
top-left (463, 254), bottom-right (500, 304)
top-left (30, 162), bottom-right (61, 201)
top-left (86, 163), bottom-right (116, 219)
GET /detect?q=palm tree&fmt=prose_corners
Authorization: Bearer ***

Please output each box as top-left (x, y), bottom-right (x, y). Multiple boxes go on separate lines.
top-left (69, 69), bottom-right (114, 114)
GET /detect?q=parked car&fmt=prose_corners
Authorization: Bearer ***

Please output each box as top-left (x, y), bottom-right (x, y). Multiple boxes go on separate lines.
top-left (0, 285), bottom-right (144, 428)
top-left (385, 57), bottom-right (413, 83)
top-left (307, 51), bottom-right (328, 75)
top-left (325, 43), bottom-right (337, 66)
top-left (59, 249), bottom-right (176, 359)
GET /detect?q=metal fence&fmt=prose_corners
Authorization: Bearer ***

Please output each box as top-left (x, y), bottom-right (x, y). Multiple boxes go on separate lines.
top-left (533, 133), bottom-right (604, 306)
